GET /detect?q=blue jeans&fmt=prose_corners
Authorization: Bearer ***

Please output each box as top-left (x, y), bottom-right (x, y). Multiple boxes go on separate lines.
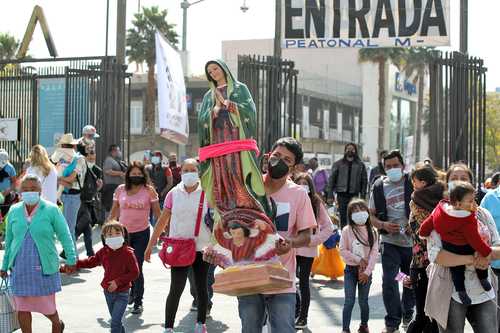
top-left (343, 265), bottom-right (372, 331)
top-left (381, 242), bottom-right (415, 329)
top-left (61, 193), bottom-right (81, 251)
top-left (438, 299), bottom-right (497, 333)
top-left (237, 293), bottom-right (296, 333)
top-left (104, 290), bottom-right (128, 333)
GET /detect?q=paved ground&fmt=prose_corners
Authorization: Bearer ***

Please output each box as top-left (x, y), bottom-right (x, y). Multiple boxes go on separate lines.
top-left (1, 226), bottom-right (474, 332)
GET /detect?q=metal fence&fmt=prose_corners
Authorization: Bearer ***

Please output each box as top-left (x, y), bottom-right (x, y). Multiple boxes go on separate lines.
top-left (428, 51), bottom-right (487, 182)
top-left (0, 56), bottom-right (131, 168)
top-left (237, 55), bottom-right (298, 153)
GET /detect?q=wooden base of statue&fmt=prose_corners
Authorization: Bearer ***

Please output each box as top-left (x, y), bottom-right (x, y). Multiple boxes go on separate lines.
top-left (212, 262), bottom-right (293, 297)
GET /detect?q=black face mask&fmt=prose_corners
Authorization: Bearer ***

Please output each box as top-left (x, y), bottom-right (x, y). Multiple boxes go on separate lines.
top-left (268, 157), bottom-right (290, 179)
top-left (129, 176), bottom-right (145, 186)
top-left (345, 151), bottom-right (355, 158)
top-left (169, 161), bottom-right (177, 167)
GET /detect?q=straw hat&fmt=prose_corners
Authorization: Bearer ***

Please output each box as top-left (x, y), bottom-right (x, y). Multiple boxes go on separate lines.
top-left (57, 133), bottom-right (79, 146)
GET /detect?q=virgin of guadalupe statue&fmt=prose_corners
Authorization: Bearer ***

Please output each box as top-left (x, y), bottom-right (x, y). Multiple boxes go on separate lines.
top-left (198, 60), bottom-right (276, 264)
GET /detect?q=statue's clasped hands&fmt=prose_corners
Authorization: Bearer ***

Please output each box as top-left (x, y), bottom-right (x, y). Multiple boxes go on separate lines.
top-left (214, 90), bottom-right (237, 116)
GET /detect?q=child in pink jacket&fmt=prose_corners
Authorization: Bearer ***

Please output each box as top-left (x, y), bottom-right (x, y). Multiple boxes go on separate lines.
top-left (294, 174), bottom-right (334, 329)
top-left (340, 198), bottom-right (379, 333)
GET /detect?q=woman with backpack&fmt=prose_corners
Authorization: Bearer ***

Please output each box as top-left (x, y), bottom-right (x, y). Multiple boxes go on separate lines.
top-left (76, 149), bottom-right (103, 257)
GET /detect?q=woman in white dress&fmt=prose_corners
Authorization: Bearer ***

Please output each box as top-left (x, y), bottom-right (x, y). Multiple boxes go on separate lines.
top-left (27, 145), bottom-right (58, 204)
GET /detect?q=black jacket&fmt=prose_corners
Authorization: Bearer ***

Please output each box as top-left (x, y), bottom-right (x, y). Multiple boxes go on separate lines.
top-left (327, 157), bottom-right (367, 198)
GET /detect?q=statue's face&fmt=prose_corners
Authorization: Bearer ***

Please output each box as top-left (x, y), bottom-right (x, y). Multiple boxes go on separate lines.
top-left (207, 63), bottom-right (225, 83)
top-left (230, 228), bottom-right (245, 244)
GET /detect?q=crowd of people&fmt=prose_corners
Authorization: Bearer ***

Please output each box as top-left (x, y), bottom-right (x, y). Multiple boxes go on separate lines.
top-left (0, 126), bottom-right (499, 333)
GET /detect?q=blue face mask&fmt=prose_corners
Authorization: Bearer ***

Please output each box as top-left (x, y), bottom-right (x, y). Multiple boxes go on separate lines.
top-left (386, 168), bottom-right (403, 182)
top-left (22, 192), bottom-right (40, 206)
top-left (151, 156), bottom-right (161, 165)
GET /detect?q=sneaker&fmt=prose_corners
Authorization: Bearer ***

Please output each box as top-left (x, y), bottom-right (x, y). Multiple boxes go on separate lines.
top-left (381, 327), bottom-right (399, 333)
top-left (295, 318), bottom-right (307, 329)
top-left (131, 304), bottom-right (143, 314)
top-left (206, 306), bottom-right (211, 318)
top-left (358, 324), bottom-right (369, 333)
top-left (402, 316), bottom-right (412, 329)
top-left (164, 329), bottom-right (174, 333)
top-left (194, 323), bottom-right (207, 333)
top-left (190, 301), bottom-right (198, 311)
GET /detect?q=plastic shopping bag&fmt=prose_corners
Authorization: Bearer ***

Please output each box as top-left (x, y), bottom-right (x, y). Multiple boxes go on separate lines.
top-left (0, 278), bottom-right (20, 332)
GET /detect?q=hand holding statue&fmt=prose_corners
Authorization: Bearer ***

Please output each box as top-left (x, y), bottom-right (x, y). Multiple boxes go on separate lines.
top-left (275, 237), bottom-right (292, 256)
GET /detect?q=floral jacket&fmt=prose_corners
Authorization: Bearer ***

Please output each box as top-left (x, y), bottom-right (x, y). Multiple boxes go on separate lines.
top-left (409, 200), bottom-right (432, 268)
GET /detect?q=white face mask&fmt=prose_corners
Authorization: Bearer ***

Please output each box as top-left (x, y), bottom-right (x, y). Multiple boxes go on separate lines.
top-left (386, 167), bottom-right (403, 182)
top-left (106, 236), bottom-right (124, 250)
top-left (448, 181), bottom-right (459, 192)
top-left (300, 184), bottom-right (310, 193)
top-left (351, 211), bottom-right (369, 225)
top-left (182, 172), bottom-right (199, 187)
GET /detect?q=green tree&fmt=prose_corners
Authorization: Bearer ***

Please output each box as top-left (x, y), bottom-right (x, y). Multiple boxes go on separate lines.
top-left (485, 93), bottom-right (500, 170)
top-left (403, 47), bottom-right (434, 160)
top-left (359, 48), bottom-right (406, 151)
top-left (126, 6), bottom-right (179, 135)
top-left (0, 32), bottom-right (19, 70)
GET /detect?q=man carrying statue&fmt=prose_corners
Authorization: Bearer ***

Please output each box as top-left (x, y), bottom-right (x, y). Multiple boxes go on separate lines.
top-left (198, 59), bottom-right (316, 333)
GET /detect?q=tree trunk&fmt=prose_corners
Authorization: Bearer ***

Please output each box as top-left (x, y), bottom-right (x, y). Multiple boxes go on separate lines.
top-left (378, 58), bottom-right (386, 151)
top-left (145, 60), bottom-right (156, 136)
top-left (415, 68), bottom-right (424, 160)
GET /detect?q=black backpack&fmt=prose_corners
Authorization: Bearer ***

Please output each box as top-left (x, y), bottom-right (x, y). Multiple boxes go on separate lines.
top-left (80, 163), bottom-right (99, 202)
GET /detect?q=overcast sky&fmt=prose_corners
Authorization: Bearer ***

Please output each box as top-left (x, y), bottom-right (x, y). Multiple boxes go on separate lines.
top-left (2, 0), bottom-right (499, 90)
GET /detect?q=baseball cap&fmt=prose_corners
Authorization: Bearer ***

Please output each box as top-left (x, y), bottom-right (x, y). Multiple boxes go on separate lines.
top-left (82, 125), bottom-right (100, 138)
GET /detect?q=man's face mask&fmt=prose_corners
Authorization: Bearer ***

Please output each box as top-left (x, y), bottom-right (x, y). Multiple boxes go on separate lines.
top-left (268, 156), bottom-right (290, 179)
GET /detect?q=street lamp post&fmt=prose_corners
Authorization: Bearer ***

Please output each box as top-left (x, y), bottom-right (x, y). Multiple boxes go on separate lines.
top-left (459, 0), bottom-right (468, 54)
top-left (181, 0), bottom-right (207, 52)
top-left (181, 0), bottom-right (249, 52)
top-left (274, 0), bottom-right (281, 59)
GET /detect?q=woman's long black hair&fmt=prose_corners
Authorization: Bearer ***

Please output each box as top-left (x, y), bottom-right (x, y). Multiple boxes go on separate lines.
top-left (347, 198), bottom-right (377, 250)
top-left (294, 172), bottom-right (323, 219)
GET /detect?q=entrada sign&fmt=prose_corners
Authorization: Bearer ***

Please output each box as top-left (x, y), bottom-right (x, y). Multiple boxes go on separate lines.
top-left (282, 0), bottom-right (450, 49)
